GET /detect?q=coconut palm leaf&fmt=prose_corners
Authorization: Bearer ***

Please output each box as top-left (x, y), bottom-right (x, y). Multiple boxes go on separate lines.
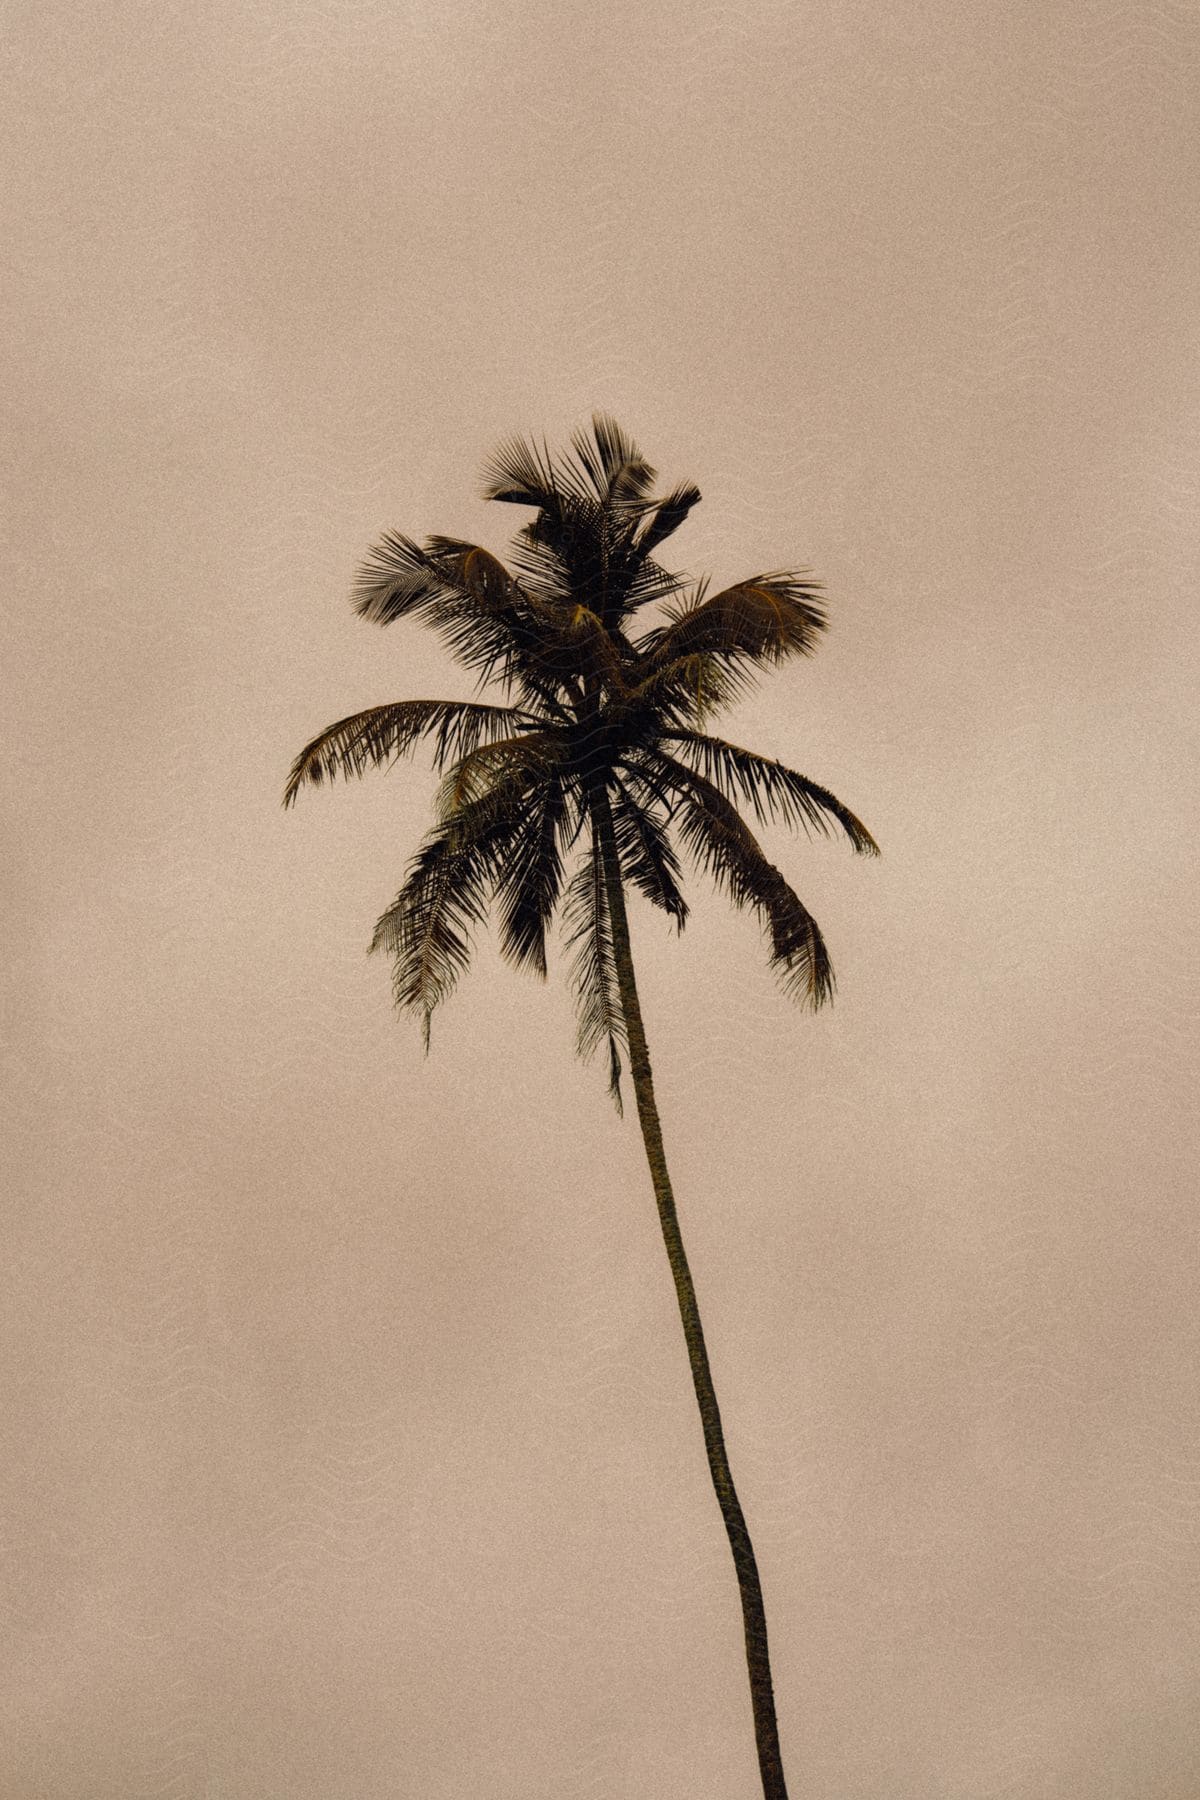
top-left (353, 532), bottom-right (577, 708)
top-left (634, 481), bottom-right (703, 561)
top-left (610, 775), bottom-right (688, 925)
top-left (567, 413), bottom-right (658, 507)
top-left (495, 771), bottom-right (570, 975)
top-left (562, 842), bottom-right (626, 1110)
top-left (369, 764), bottom-right (545, 1043)
top-left (635, 748), bottom-right (835, 1008)
top-left (663, 731), bottom-right (880, 855)
top-left (510, 511), bottom-right (688, 635)
top-left (283, 699), bottom-right (526, 806)
top-left (481, 412), bottom-right (656, 512)
top-left (351, 530), bottom-right (458, 626)
top-left (637, 573), bottom-right (827, 673)
top-left (478, 432), bottom-right (563, 509)
top-left (434, 731), bottom-right (559, 818)
top-left (621, 644), bottom-right (758, 724)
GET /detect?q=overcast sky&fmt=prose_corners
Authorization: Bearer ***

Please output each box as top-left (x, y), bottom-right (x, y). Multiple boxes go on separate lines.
top-left (3, 1), bottom-right (1199, 1795)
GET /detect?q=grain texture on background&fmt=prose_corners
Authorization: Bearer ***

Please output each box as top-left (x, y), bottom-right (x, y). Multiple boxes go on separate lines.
top-left (2, 2), bottom-right (1198, 1795)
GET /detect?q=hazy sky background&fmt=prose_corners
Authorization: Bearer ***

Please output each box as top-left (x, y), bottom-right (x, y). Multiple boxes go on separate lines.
top-left (3, 1), bottom-right (1198, 1795)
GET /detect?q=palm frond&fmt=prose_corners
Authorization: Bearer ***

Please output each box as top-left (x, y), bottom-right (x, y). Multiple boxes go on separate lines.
top-left (637, 574), bottom-right (827, 674)
top-left (496, 775), bottom-right (569, 974)
top-left (562, 838), bottom-right (627, 1110)
top-left (619, 649), bottom-right (757, 727)
top-left (569, 413), bottom-right (658, 507)
top-left (663, 732), bottom-right (880, 855)
top-left (508, 494), bottom-right (613, 608)
top-left (369, 761), bottom-right (551, 1042)
top-left (352, 531), bottom-right (449, 626)
top-left (634, 482), bottom-right (702, 561)
top-left (638, 751), bottom-right (835, 1008)
top-left (434, 731), bottom-right (559, 819)
top-left (479, 434), bottom-right (562, 509)
top-left (509, 502), bottom-right (688, 637)
top-left (283, 700), bottom-right (526, 807)
top-left (610, 776), bottom-right (688, 925)
top-left (423, 539), bottom-right (522, 609)
top-left (369, 832), bottom-right (498, 1048)
top-left (504, 509), bottom-right (585, 608)
top-left (353, 531), bottom-right (581, 710)
top-left (353, 533), bottom-right (517, 673)
top-left (617, 546), bottom-right (693, 620)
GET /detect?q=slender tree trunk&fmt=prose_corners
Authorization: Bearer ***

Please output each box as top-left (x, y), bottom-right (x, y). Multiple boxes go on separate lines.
top-left (593, 790), bottom-right (791, 1800)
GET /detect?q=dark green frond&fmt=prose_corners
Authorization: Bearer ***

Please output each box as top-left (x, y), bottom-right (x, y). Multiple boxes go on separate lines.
top-left (621, 648), bottom-right (757, 726)
top-left (637, 574), bottom-right (827, 674)
top-left (509, 501), bottom-right (688, 634)
top-left (482, 417), bottom-right (681, 629)
top-left (283, 700), bottom-right (526, 807)
top-left (424, 539), bottom-right (523, 609)
top-left (434, 730), bottom-right (560, 820)
top-left (352, 531), bottom-right (462, 626)
top-left (353, 531), bottom-right (581, 710)
top-left (479, 434), bottom-right (562, 509)
top-left (369, 758), bottom-right (552, 1041)
top-left (663, 732), bottom-right (880, 856)
top-left (610, 776), bottom-right (688, 926)
top-left (369, 829), bottom-right (499, 1047)
top-left (508, 494), bottom-right (614, 609)
top-left (352, 532), bottom-right (498, 649)
top-left (496, 775), bottom-right (569, 975)
top-left (562, 839), bottom-right (627, 1110)
top-left (634, 482), bottom-right (702, 561)
top-left (618, 548), bottom-right (693, 619)
top-left (638, 751), bottom-right (835, 1009)
top-left (569, 413), bottom-right (658, 507)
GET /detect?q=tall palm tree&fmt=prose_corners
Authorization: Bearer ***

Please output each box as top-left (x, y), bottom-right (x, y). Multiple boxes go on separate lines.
top-left (285, 416), bottom-right (878, 1800)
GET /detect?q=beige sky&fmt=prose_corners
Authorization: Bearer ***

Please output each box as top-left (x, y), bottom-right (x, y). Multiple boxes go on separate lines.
top-left (3, 1), bottom-right (1199, 1795)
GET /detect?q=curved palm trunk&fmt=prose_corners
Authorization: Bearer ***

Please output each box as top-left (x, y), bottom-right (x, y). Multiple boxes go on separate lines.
top-left (593, 791), bottom-right (790, 1800)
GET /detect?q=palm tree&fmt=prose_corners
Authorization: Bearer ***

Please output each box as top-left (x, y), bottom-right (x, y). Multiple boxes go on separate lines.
top-left (285, 416), bottom-right (878, 1800)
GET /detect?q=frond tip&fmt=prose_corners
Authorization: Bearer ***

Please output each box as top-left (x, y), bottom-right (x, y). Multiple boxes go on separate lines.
top-left (479, 434), bottom-right (559, 509)
top-left (637, 751), bottom-right (838, 1010)
top-left (664, 732), bottom-right (880, 856)
top-left (283, 701), bottom-right (525, 806)
top-left (368, 755), bottom-right (551, 1030)
top-left (563, 838), bottom-right (628, 1111)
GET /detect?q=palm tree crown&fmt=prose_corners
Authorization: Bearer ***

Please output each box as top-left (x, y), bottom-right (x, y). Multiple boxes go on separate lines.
top-left (285, 414), bottom-right (878, 1105)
